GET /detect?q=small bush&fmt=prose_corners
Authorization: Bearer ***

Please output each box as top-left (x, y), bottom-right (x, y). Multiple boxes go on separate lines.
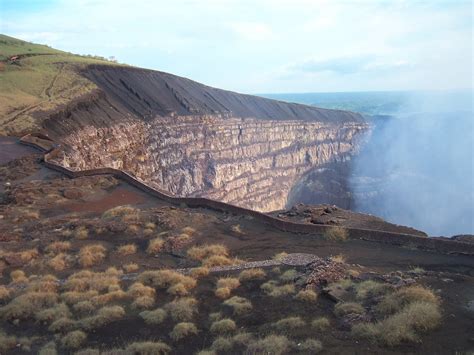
top-left (140, 308), bottom-right (167, 325)
top-left (299, 339), bottom-right (323, 353)
top-left (123, 263), bottom-right (139, 273)
top-left (127, 282), bottom-right (156, 299)
top-left (117, 244), bottom-right (137, 256)
top-left (61, 330), bottom-right (87, 349)
top-left (78, 244), bottom-right (106, 267)
top-left (238, 268), bottom-right (266, 281)
top-left (202, 255), bottom-right (235, 267)
top-left (210, 337), bottom-right (233, 352)
top-left (295, 289), bottom-right (318, 302)
top-left (187, 244), bottom-right (228, 261)
top-left (125, 341), bottom-right (171, 354)
top-left (138, 270), bottom-right (196, 291)
top-left (0, 331), bottom-right (17, 352)
top-left (273, 316), bottom-right (305, 330)
top-left (164, 297), bottom-right (198, 321)
top-left (246, 335), bottom-right (290, 355)
top-left (74, 226), bottom-right (89, 240)
top-left (169, 322), bottom-right (198, 341)
top-left (279, 269), bottom-right (297, 282)
top-left (147, 238), bottom-right (164, 254)
top-left (217, 277), bottom-right (240, 290)
top-left (48, 317), bottom-right (77, 333)
top-left (38, 341), bottom-right (57, 355)
top-left (73, 301), bottom-right (96, 315)
top-left (0, 286), bottom-right (11, 301)
top-left (10, 269), bottom-right (28, 283)
top-left (102, 205), bottom-right (138, 220)
top-left (210, 318), bottom-right (237, 334)
top-left (355, 280), bottom-right (392, 300)
top-left (232, 332), bottom-right (254, 345)
top-left (62, 290), bottom-right (99, 305)
top-left (223, 296), bottom-right (252, 315)
top-left (272, 252), bottom-right (288, 261)
top-left (331, 254), bottom-right (346, 263)
top-left (46, 241), bottom-right (71, 254)
top-left (261, 282), bottom-right (295, 297)
top-left (0, 291), bottom-right (58, 320)
top-left (323, 226), bottom-right (348, 242)
top-left (36, 303), bottom-right (71, 323)
top-left (215, 287), bottom-right (231, 299)
top-left (48, 253), bottom-right (68, 271)
top-left (334, 302), bottom-right (365, 317)
top-left (131, 296), bottom-right (155, 309)
top-left (80, 305), bottom-right (125, 330)
top-left (189, 266), bottom-right (209, 278)
top-left (376, 285), bottom-right (439, 316)
top-left (312, 317), bottom-right (330, 331)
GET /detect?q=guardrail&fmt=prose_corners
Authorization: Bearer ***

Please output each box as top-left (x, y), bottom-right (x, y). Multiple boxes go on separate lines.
top-left (19, 133), bottom-right (474, 256)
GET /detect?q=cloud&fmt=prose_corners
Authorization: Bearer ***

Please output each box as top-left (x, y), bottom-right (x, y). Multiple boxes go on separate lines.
top-left (229, 22), bottom-right (273, 41)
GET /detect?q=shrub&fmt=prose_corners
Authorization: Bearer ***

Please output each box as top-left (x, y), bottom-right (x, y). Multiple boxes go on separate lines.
top-left (210, 318), bottom-right (237, 334)
top-left (46, 241), bottom-right (71, 254)
top-left (355, 280), bottom-right (392, 300)
top-left (36, 303), bottom-right (71, 323)
top-left (140, 308), bottom-right (167, 325)
top-left (131, 296), bottom-right (155, 309)
top-left (279, 269), bottom-right (297, 282)
top-left (0, 286), bottom-right (11, 301)
top-left (80, 305), bottom-right (125, 330)
top-left (273, 316), bottom-right (305, 330)
top-left (61, 330), bottom-right (87, 349)
top-left (75, 226), bottom-right (89, 240)
top-left (123, 263), bottom-right (139, 273)
top-left (223, 296), bottom-right (252, 315)
top-left (38, 341), bottom-right (57, 355)
top-left (169, 322), bottom-right (198, 341)
top-left (202, 255), bottom-right (235, 267)
top-left (0, 331), bottom-right (16, 352)
top-left (232, 332), bottom-right (254, 345)
top-left (187, 244), bottom-right (228, 261)
top-left (261, 282), bottom-right (295, 297)
top-left (238, 268), bottom-right (266, 281)
top-left (331, 254), bottom-right (346, 263)
top-left (167, 283), bottom-right (190, 296)
top-left (10, 269), bottom-right (28, 283)
top-left (210, 337), bottom-right (233, 352)
top-left (217, 277), bottom-right (240, 290)
top-left (164, 297), bottom-right (198, 321)
top-left (92, 289), bottom-right (128, 306)
top-left (48, 317), bottom-right (77, 333)
top-left (48, 253), bottom-right (68, 271)
top-left (323, 227), bottom-right (348, 242)
top-left (147, 238), bottom-right (164, 254)
top-left (334, 302), bottom-right (365, 317)
top-left (125, 341), bottom-right (171, 354)
top-left (215, 287), bottom-right (231, 299)
top-left (117, 244), bottom-right (137, 256)
top-left (189, 266), bottom-right (209, 278)
top-left (73, 301), bottom-right (96, 315)
top-left (272, 252), bottom-right (288, 261)
top-left (102, 205), bottom-right (138, 220)
top-left (312, 317), bottom-right (330, 331)
top-left (376, 285), bottom-right (439, 316)
top-left (138, 270), bottom-right (196, 291)
top-left (209, 312), bottom-right (223, 322)
top-left (26, 275), bottom-right (59, 293)
top-left (78, 244), bottom-right (106, 267)
top-left (127, 282), bottom-right (156, 299)
top-left (0, 292), bottom-right (58, 320)
top-left (295, 289), bottom-right (318, 302)
top-left (299, 339), bottom-right (323, 353)
top-left (246, 335), bottom-right (290, 355)
top-left (61, 290), bottom-right (99, 305)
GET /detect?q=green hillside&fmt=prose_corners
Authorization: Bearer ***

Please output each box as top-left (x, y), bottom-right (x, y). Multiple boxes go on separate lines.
top-left (0, 35), bottom-right (123, 136)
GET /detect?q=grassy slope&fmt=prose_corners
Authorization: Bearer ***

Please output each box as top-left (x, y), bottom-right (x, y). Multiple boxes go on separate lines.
top-left (0, 34), bottom-right (123, 136)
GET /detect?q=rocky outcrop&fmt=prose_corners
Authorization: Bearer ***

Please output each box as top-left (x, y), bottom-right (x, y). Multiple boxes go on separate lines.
top-left (44, 65), bottom-right (368, 212)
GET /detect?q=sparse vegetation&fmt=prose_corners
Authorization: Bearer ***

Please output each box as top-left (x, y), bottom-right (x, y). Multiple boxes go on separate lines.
top-left (125, 341), bottom-right (171, 354)
top-left (146, 237), bottom-right (164, 254)
top-left (238, 268), bottom-right (266, 281)
top-left (261, 281), bottom-right (295, 297)
top-left (210, 318), bottom-right (237, 334)
top-left (74, 226), bottom-right (89, 239)
top-left (334, 302), bottom-right (365, 317)
top-left (61, 330), bottom-right (87, 349)
top-left (187, 244), bottom-right (229, 261)
top-left (247, 334), bottom-right (290, 355)
top-left (273, 316), bottom-right (306, 330)
top-left (323, 226), bottom-right (348, 242)
top-left (170, 322), bottom-right (198, 341)
top-left (123, 263), bottom-right (139, 273)
top-left (117, 244), bottom-right (137, 255)
top-left (164, 297), bottom-right (198, 321)
top-left (295, 289), bottom-right (318, 302)
top-left (223, 296), bottom-right (252, 315)
top-left (312, 317), bottom-right (330, 331)
top-left (78, 244), bottom-right (106, 267)
top-left (299, 338), bottom-right (323, 353)
top-left (280, 269), bottom-right (297, 282)
top-left (140, 308), bottom-right (167, 325)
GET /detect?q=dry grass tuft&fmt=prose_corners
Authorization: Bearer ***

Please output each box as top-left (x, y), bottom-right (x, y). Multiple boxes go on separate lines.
top-left (187, 244), bottom-right (228, 261)
top-left (273, 316), bottom-right (306, 330)
top-left (38, 341), bottom-right (57, 355)
top-left (123, 263), bottom-right (139, 273)
top-left (189, 266), bottom-right (209, 278)
top-left (202, 255), bottom-right (237, 267)
top-left (312, 317), bottom-right (330, 331)
top-left (61, 291), bottom-right (99, 305)
top-left (0, 291), bottom-right (58, 320)
top-left (0, 331), bottom-right (16, 353)
top-left (210, 337), bottom-right (233, 352)
top-left (117, 244), bottom-right (137, 256)
top-left (74, 226), bottom-right (89, 240)
top-left (146, 238), bottom-right (165, 254)
top-left (210, 318), bottom-right (237, 334)
top-left (217, 277), bottom-right (240, 290)
top-left (0, 286), bottom-right (11, 301)
top-left (272, 252), bottom-right (288, 261)
top-left (48, 317), bottom-right (77, 333)
top-left (102, 205), bottom-right (139, 221)
top-left (36, 303), bottom-right (71, 323)
top-left (261, 281), bottom-right (295, 297)
top-left (279, 269), bottom-right (298, 282)
top-left (355, 280), bottom-right (392, 300)
top-left (48, 253), bottom-right (69, 271)
top-left (46, 241), bottom-right (71, 254)
top-left (140, 308), bottom-right (167, 325)
top-left (170, 322), bottom-right (198, 341)
top-left (223, 296), bottom-right (252, 315)
top-left (138, 270), bottom-right (196, 292)
top-left (10, 270), bottom-right (28, 283)
top-left (239, 268), bottom-right (266, 281)
top-left (299, 339), bottom-right (323, 353)
top-left (215, 287), bottom-right (232, 299)
top-left (127, 282), bottom-right (155, 299)
top-left (295, 289), bottom-right (318, 302)
top-left (78, 244), bottom-right (106, 267)
top-left (164, 297), bottom-right (198, 322)
top-left (61, 330), bottom-right (87, 349)
top-left (73, 301), bottom-right (96, 315)
top-left (79, 305), bottom-right (125, 330)
top-left (125, 341), bottom-right (171, 354)
top-left (247, 334), bottom-right (290, 355)
top-left (330, 254), bottom-right (346, 263)
top-left (334, 302), bottom-right (365, 317)
top-left (376, 285), bottom-right (439, 316)
top-left (131, 296), bottom-right (155, 309)
top-left (323, 226), bottom-right (348, 242)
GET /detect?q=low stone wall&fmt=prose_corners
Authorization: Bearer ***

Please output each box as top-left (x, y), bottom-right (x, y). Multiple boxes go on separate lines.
top-left (19, 134), bottom-right (474, 256)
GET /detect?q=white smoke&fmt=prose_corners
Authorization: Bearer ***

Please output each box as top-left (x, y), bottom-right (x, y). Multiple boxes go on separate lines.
top-left (350, 90), bottom-right (473, 236)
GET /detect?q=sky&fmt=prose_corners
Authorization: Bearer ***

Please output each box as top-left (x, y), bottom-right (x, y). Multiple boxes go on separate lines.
top-left (1, 0), bottom-right (472, 93)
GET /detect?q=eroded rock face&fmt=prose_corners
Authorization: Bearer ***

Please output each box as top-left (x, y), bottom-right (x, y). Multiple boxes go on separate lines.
top-left (56, 115), bottom-right (367, 211)
top-left (41, 65), bottom-right (369, 212)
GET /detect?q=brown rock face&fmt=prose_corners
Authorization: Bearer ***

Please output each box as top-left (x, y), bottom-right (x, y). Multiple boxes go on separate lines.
top-left (43, 65), bottom-right (369, 212)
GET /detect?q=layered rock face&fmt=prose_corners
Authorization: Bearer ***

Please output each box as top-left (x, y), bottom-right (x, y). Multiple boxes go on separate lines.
top-left (46, 65), bottom-right (368, 212)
